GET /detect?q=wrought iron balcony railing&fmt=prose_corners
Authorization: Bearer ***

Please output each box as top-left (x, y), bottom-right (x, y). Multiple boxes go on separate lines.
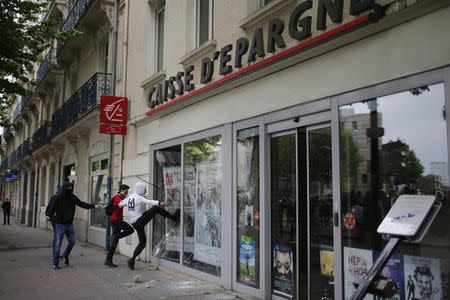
top-left (51, 72), bottom-right (111, 138)
top-left (9, 149), bottom-right (19, 166)
top-left (56, 0), bottom-right (95, 54)
top-left (32, 122), bottom-right (51, 151)
top-left (0, 158), bottom-right (8, 171)
top-left (11, 101), bottom-right (23, 124)
top-left (17, 138), bottom-right (32, 161)
top-left (37, 48), bottom-right (58, 84)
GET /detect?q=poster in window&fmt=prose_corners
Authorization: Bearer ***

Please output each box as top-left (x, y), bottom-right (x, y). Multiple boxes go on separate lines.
top-left (320, 250), bottom-right (335, 300)
top-left (194, 161), bottom-right (221, 267)
top-left (343, 247), bottom-right (374, 300)
top-left (403, 255), bottom-right (442, 300)
top-left (373, 252), bottom-right (404, 300)
top-left (239, 236), bottom-right (256, 285)
top-left (273, 243), bottom-right (294, 298)
top-left (163, 166), bottom-right (182, 252)
top-left (182, 166), bottom-right (196, 254)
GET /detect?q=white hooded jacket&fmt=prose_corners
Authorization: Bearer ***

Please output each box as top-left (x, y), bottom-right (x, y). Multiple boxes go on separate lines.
top-left (119, 182), bottom-right (159, 224)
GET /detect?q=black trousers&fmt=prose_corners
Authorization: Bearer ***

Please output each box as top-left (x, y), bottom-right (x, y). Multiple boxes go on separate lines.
top-left (3, 211), bottom-right (10, 225)
top-left (106, 220), bottom-right (134, 261)
top-left (131, 206), bottom-right (179, 260)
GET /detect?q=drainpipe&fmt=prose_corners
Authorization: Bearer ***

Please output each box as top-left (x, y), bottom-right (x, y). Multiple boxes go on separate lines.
top-left (105, 0), bottom-right (119, 251)
top-left (119, 0), bottom-right (130, 184)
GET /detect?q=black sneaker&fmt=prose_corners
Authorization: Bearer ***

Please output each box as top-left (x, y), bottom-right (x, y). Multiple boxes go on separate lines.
top-left (63, 257), bottom-right (69, 266)
top-left (52, 264), bottom-right (60, 270)
top-left (104, 260), bottom-right (118, 267)
top-left (127, 258), bottom-right (135, 270)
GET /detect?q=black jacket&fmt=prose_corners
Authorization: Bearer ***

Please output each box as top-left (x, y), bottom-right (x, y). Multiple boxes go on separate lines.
top-left (47, 189), bottom-right (95, 225)
top-left (45, 194), bottom-right (60, 222)
top-left (1, 201), bottom-right (11, 213)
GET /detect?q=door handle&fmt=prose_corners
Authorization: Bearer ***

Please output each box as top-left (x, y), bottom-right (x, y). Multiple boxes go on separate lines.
top-left (334, 212), bottom-right (339, 227)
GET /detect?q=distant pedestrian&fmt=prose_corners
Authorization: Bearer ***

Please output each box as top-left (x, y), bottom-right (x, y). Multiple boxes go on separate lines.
top-left (119, 182), bottom-right (180, 270)
top-left (46, 182), bottom-right (102, 270)
top-left (1, 198), bottom-right (11, 225)
top-left (45, 185), bottom-right (62, 258)
top-left (104, 184), bottom-right (134, 267)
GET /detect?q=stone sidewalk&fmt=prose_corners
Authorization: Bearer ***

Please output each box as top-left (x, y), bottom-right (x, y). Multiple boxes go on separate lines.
top-left (0, 222), bottom-right (250, 300)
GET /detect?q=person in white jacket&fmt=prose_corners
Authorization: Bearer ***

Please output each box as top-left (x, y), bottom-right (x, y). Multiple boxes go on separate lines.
top-left (119, 182), bottom-right (180, 270)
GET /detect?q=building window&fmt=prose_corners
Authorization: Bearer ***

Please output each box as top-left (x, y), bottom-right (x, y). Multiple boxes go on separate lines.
top-left (196, 0), bottom-right (213, 47)
top-left (153, 134), bottom-right (222, 277)
top-left (339, 83), bottom-right (449, 299)
top-left (155, 5), bottom-right (165, 72)
top-left (260, 0), bottom-right (273, 7)
top-left (352, 121), bottom-right (358, 130)
top-left (103, 41), bottom-right (109, 73)
top-left (361, 173), bottom-right (368, 184)
top-left (236, 127), bottom-right (260, 288)
top-left (89, 157), bottom-right (108, 229)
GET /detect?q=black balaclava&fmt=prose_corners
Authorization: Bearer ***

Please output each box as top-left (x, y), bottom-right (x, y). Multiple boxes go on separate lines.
top-left (62, 182), bottom-right (73, 197)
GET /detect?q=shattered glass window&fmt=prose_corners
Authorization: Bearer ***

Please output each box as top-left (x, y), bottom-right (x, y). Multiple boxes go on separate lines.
top-left (236, 127), bottom-right (260, 287)
top-left (153, 145), bottom-right (182, 262)
top-left (183, 135), bottom-right (222, 276)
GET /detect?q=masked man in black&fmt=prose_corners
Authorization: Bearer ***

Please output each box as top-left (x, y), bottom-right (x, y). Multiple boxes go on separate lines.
top-left (46, 182), bottom-right (102, 270)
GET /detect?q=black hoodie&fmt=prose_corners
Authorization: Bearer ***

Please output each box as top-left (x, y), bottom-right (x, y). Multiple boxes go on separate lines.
top-left (48, 182), bottom-right (95, 224)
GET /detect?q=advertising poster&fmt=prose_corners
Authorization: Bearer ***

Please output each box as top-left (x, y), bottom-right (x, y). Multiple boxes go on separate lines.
top-left (320, 250), bottom-right (335, 300)
top-left (373, 252), bottom-right (404, 300)
top-left (239, 236), bottom-right (256, 285)
top-left (163, 166), bottom-right (182, 252)
top-left (194, 162), bottom-right (221, 267)
top-left (273, 243), bottom-right (294, 298)
top-left (403, 255), bottom-right (442, 300)
top-left (343, 247), bottom-right (374, 300)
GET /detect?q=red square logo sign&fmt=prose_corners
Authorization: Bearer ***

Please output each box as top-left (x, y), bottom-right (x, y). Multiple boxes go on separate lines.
top-left (99, 124), bottom-right (127, 135)
top-left (100, 96), bottom-right (128, 124)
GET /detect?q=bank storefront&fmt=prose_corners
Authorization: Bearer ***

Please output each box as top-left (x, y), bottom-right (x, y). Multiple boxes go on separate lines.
top-left (135, 3), bottom-right (450, 300)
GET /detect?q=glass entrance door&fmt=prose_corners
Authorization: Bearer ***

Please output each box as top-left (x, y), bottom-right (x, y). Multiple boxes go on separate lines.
top-left (270, 125), bottom-right (333, 300)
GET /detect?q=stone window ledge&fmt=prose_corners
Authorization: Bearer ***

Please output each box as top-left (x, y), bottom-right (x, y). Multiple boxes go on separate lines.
top-left (239, 0), bottom-right (296, 30)
top-left (179, 39), bottom-right (217, 66)
top-left (140, 70), bottom-right (166, 89)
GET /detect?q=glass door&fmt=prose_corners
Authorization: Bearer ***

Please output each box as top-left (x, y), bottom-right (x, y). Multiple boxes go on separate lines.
top-left (307, 126), bottom-right (334, 300)
top-left (271, 131), bottom-right (298, 299)
top-left (270, 125), bottom-right (333, 300)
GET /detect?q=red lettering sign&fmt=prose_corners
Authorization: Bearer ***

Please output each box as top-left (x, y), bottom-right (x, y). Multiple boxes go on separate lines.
top-left (100, 96), bottom-right (128, 124)
top-left (99, 124), bottom-right (127, 135)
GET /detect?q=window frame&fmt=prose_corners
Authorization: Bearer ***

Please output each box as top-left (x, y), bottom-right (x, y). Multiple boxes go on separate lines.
top-left (155, 4), bottom-right (165, 73)
top-left (149, 124), bottom-right (232, 287)
top-left (195, 0), bottom-right (214, 48)
top-left (88, 154), bottom-right (109, 229)
top-left (331, 66), bottom-right (450, 300)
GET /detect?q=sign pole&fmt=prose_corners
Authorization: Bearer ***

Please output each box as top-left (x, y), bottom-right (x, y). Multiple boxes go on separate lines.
top-left (105, 133), bottom-right (113, 251)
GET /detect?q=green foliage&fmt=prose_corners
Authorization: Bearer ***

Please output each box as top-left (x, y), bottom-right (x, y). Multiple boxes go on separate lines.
top-left (184, 135), bottom-right (222, 165)
top-left (340, 128), bottom-right (363, 190)
top-left (381, 139), bottom-right (424, 185)
top-left (0, 0), bottom-right (77, 127)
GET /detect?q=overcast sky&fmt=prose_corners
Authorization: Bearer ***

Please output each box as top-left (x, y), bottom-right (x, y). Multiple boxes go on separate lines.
top-left (346, 83), bottom-right (447, 175)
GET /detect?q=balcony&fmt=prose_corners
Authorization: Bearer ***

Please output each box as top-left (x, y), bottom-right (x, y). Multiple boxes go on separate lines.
top-left (0, 158), bottom-right (8, 171)
top-left (17, 138), bottom-right (32, 161)
top-left (56, 0), bottom-right (96, 54)
top-left (11, 100), bottom-right (24, 124)
top-left (37, 48), bottom-right (59, 84)
top-left (9, 149), bottom-right (19, 167)
top-left (51, 72), bottom-right (111, 138)
top-left (32, 122), bottom-right (51, 151)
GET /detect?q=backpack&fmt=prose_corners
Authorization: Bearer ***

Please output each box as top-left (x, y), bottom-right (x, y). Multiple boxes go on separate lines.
top-left (104, 197), bottom-right (115, 216)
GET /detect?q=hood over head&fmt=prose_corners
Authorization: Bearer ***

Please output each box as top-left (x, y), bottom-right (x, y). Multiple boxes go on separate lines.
top-left (62, 182), bottom-right (73, 196)
top-left (134, 182), bottom-right (146, 196)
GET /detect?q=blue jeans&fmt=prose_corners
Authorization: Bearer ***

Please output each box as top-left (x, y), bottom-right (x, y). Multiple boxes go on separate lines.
top-left (52, 224), bottom-right (76, 265)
